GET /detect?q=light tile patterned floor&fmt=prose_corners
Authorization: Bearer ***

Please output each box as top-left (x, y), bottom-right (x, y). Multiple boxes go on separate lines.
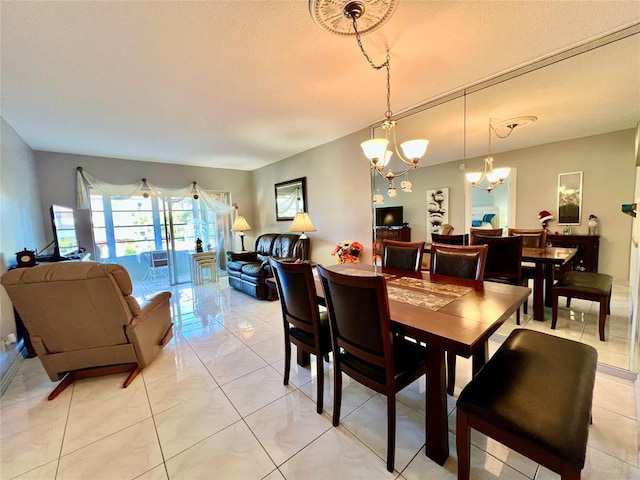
top-left (1, 278), bottom-right (637, 479)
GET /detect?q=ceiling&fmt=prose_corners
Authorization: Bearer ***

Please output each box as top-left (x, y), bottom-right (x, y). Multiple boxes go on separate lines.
top-left (1, 1), bottom-right (639, 171)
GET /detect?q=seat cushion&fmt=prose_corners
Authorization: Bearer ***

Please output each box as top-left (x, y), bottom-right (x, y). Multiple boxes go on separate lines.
top-left (457, 329), bottom-right (597, 468)
top-left (555, 271), bottom-right (612, 296)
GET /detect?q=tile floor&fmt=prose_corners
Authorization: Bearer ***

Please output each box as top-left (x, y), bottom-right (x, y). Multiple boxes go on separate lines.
top-left (1, 277), bottom-right (638, 479)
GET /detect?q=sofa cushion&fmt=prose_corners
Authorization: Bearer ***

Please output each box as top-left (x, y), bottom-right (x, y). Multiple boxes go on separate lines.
top-left (272, 234), bottom-right (303, 258)
top-left (241, 263), bottom-right (267, 277)
top-left (255, 234), bottom-right (279, 256)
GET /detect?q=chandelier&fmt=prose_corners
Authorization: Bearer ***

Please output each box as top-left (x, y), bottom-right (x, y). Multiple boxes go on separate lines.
top-left (309, 1), bottom-right (428, 201)
top-left (465, 116), bottom-right (537, 192)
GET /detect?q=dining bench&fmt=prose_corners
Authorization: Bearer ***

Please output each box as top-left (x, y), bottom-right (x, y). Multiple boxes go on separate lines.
top-left (456, 329), bottom-right (597, 480)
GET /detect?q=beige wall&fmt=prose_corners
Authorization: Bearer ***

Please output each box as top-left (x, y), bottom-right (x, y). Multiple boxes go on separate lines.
top-left (251, 129), bottom-right (374, 267)
top-left (0, 117), bottom-right (46, 382)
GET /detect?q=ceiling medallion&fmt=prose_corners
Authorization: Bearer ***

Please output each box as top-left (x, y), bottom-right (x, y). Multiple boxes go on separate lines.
top-left (309, 0), bottom-right (399, 36)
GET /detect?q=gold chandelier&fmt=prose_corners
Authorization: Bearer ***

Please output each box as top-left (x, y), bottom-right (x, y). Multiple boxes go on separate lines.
top-left (465, 116), bottom-right (537, 192)
top-left (309, 1), bottom-right (429, 201)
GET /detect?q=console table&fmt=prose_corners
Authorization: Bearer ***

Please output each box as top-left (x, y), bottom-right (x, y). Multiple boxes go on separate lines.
top-left (546, 234), bottom-right (599, 272)
top-left (374, 225), bottom-right (411, 256)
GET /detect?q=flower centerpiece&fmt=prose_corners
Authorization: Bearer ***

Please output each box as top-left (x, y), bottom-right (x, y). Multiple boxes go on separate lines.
top-left (331, 241), bottom-right (364, 264)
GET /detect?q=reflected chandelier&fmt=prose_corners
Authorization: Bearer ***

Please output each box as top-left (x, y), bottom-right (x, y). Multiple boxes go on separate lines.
top-left (309, 0), bottom-right (429, 200)
top-left (465, 116), bottom-right (536, 192)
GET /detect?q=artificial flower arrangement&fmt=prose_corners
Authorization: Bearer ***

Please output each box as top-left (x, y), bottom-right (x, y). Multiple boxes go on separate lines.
top-left (331, 241), bottom-right (364, 264)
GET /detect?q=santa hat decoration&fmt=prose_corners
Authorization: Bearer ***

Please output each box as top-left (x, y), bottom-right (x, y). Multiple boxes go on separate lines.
top-left (538, 210), bottom-right (553, 224)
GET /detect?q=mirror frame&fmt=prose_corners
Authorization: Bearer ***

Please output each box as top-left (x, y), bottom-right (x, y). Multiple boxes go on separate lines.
top-left (274, 177), bottom-right (307, 221)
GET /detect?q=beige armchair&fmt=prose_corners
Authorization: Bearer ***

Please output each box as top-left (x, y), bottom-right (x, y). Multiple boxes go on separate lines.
top-left (1, 262), bottom-right (173, 400)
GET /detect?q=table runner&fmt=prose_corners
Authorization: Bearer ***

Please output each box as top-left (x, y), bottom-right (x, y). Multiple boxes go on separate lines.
top-left (387, 277), bottom-right (472, 311)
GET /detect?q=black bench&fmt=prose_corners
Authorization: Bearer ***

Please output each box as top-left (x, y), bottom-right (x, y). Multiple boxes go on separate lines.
top-left (552, 271), bottom-right (613, 341)
top-left (456, 329), bottom-right (597, 480)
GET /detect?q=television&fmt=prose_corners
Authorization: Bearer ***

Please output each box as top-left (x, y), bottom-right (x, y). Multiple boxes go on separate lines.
top-left (39, 205), bottom-right (80, 261)
top-left (375, 206), bottom-right (404, 227)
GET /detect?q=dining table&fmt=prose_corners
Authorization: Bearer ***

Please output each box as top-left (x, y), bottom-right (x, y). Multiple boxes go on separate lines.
top-left (521, 246), bottom-right (577, 321)
top-left (313, 263), bottom-right (530, 465)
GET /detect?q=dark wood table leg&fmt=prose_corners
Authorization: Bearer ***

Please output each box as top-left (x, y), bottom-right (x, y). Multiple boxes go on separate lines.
top-left (296, 350), bottom-right (310, 367)
top-left (425, 346), bottom-right (449, 465)
top-left (544, 263), bottom-right (555, 307)
top-left (472, 342), bottom-right (488, 376)
top-left (533, 263), bottom-right (545, 321)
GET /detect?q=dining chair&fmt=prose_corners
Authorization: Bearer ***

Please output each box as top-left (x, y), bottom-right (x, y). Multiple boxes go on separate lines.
top-left (316, 265), bottom-right (427, 472)
top-left (429, 243), bottom-right (487, 395)
top-left (469, 227), bottom-right (503, 245)
top-left (269, 258), bottom-right (332, 414)
top-left (381, 239), bottom-right (426, 272)
top-left (474, 234), bottom-right (525, 324)
top-left (431, 233), bottom-right (469, 246)
top-left (508, 228), bottom-right (547, 313)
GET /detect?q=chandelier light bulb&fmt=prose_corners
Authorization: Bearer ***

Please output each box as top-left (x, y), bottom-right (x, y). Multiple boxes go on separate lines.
top-left (465, 172), bottom-right (483, 184)
top-left (373, 191), bottom-right (384, 205)
top-left (400, 179), bottom-right (412, 192)
top-left (492, 167), bottom-right (511, 181)
top-left (361, 138), bottom-right (389, 164)
top-left (387, 186), bottom-right (397, 198)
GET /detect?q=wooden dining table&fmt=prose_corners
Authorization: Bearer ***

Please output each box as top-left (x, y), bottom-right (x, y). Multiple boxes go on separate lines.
top-left (313, 263), bottom-right (530, 465)
top-left (522, 247), bottom-right (577, 321)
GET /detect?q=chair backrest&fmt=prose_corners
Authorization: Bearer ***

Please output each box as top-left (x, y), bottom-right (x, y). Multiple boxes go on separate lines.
top-left (508, 228), bottom-right (547, 248)
top-left (150, 251), bottom-right (168, 268)
top-left (470, 228), bottom-right (503, 245)
top-left (0, 262), bottom-right (139, 358)
top-left (316, 265), bottom-right (394, 384)
top-left (431, 233), bottom-right (469, 246)
top-left (430, 244), bottom-right (488, 280)
top-left (269, 258), bottom-right (321, 338)
top-left (381, 240), bottom-right (425, 272)
top-left (441, 224), bottom-right (454, 235)
top-left (474, 234), bottom-right (523, 282)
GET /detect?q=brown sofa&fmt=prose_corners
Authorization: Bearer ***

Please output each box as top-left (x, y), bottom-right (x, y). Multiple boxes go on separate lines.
top-left (226, 233), bottom-right (309, 300)
top-left (1, 262), bottom-right (173, 399)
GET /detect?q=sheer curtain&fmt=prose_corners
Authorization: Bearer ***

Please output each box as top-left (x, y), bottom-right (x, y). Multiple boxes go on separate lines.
top-left (76, 166), bottom-right (235, 215)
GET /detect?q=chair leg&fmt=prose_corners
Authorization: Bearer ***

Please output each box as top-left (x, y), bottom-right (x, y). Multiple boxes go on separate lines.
top-left (283, 337), bottom-right (291, 386)
top-left (386, 393), bottom-right (396, 472)
top-left (332, 366), bottom-right (342, 427)
top-left (48, 372), bottom-right (76, 400)
top-left (123, 367), bottom-right (142, 388)
top-left (446, 352), bottom-right (456, 396)
top-left (516, 305), bottom-right (521, 325)
top-left (456, 409), bottom-right (471, 480)
top-left (551, 292), bottom-right (559, 330)
top-left (316, 352), bottom-right (324, 414)
top-left (598, 297), bottom-right (608, 341)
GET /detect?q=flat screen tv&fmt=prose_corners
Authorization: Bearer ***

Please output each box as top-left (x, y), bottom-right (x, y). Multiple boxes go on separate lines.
top-left (375, 206), bottom-right (404, 227)
top-left (40, 205), bottom-right (79, 261)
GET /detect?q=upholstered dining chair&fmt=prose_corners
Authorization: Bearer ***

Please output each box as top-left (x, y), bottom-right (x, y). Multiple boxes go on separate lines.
top-left (469, 227), bottom-right (503, 245)
top-left (0, 262), bottom-right (173, 400)
top-left (316, 265), bottom-right (427, 472)
top-left (269, 258), bottom-right (331, 414)
top-left (431, 233), bottom-right (469, 246)
top-left (474, 234), bottom-right (526, 324)
top-left (429, 244), bottom-right (487, 395)
top-left (381, 239), bottom-right (426, 273)
top-left (507, 228), bottom-right (547, 313)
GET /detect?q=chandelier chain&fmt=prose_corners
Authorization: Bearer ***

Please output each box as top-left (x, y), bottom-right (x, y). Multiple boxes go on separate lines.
top-left (351, 17), bottom-right (393, 118)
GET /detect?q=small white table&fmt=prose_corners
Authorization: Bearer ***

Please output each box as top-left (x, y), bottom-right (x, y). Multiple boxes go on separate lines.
top-left (189, 251), bottom-right (218, 284)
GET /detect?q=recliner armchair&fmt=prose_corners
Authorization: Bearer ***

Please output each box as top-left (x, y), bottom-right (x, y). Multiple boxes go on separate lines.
top-left (226, 233), bottom-right (309, 300)
top-left (1, 262), bottom-right (173, 400)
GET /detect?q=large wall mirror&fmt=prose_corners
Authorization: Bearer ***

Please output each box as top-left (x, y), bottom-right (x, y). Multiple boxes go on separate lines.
top-left (369, 29), bottom-right (640, 371)
top-left (275, 177), bottom-right (307, 221)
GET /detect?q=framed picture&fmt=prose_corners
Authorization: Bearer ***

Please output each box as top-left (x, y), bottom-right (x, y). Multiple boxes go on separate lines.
top-left (426, 187), bottom-right (449, 241)
top-left (274, 177), bottom-right (307, 221)
top-left (557, 172), bottom-right (583, 225)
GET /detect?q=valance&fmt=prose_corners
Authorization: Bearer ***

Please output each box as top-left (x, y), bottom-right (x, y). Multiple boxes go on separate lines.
top-left (76, 167), bottom-right (235, 215)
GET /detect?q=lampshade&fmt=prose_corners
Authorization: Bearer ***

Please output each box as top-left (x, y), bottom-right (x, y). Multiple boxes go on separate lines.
top-left (361, 139), bottom-right (389, 163)
top-left (232, 216), bottom-right (252, 232)
top-left (288, 212), bottom-right (317, 239)
top-left (400, 139), bottom-right (429, 160)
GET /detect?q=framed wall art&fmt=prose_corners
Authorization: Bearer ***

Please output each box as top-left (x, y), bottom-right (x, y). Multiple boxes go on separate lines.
top-left (557, 171), bottom-right (583, 225)
top-left (426, 187), bottom-right (449, 241)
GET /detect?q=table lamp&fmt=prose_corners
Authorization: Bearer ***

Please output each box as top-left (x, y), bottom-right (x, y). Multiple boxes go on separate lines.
top-left (288, 212), bottom-right (316, 239)
top-left (232, 215), bottom-right (252, 251)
